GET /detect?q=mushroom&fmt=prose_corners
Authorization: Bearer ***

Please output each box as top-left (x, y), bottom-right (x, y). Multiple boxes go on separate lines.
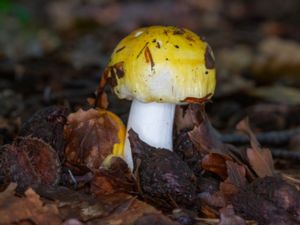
top-left (100, 26), bottom-right (216, 169)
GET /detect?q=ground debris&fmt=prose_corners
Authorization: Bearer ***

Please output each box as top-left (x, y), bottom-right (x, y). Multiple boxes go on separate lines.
top-left (64, 108), bottom-right (123, 171)
top-left (129, 129), bottom-right (196, 211)
top-left (0, 183), bottom-right (62, 225)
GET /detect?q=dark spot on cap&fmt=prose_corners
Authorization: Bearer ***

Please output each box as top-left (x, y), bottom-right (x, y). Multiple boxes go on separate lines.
top-left (144, 46), bottom-right (155, 71)
top-left (114, 62), bottom-right (124, 78)
top-left (173, 28), bottom-right (185, 35)
top-left (137, 42), bottom-right (149, 58)
top-left (174, 45), bottom-right (179, 49)
top-left (205, 71), bottom-right (208, 75)
top-left (166, 58), bottom-right (169, 61)
top-left (116, 46), bottom-right (125, 53)
top-left (186, 35), bottom-right (195, 42)
top-left (152, 39), bottom-right (156, 43)
top-left (205, 45), bottom-right (215, 69)
top-left (156, 42), bottom-right (161, 48)
top-left (108, 67), bottom-right (118, 88)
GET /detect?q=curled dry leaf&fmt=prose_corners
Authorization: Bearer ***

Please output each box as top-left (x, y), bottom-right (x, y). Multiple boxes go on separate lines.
top-left (225, 161), bottom-right (247, 189)
top-left (64, 108), bottom-right (125, 171)
top-left (91, 156), bottom-right (135, 196)
top-left (0, 183), bottom-right (61, 225)
top-left (201, 153), bottom-right (228, 180)
top-left (219, 205), bottom-right (246, 225)
top-left (0, 137), bottom-right (61, 191)
top-left (236, 118), bottom-right (274, 178)
top-left (174, 104), bottom-right (205, 134)
top-left (232, 176), bottom-right (300, 225)
top-left (129, 129), bottom-right (196, 211)
top-left (19, 105), bottom-right (68, 161)
top-left (188, 118), bottom-right (224, 155)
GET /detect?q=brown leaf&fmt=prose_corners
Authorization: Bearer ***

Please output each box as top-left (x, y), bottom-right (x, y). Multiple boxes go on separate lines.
top-left (128, 129), bottom-right (196, 211)
top-left (219, 205), bottom-right (246, 225)
top-left (201, 153), bottom-right (228, 180)
top-left (38, 185), bottom-right (177, 225)
top-left (174, 104), bottom-right (204, 134)
top-left (64, 108), bottom-right (124, 171)
top-left (226, 161), bottom-right (247, 188)
top-left (19, 105), bottom-right (68, 161)
top-left (188, 116), bottom-right (224, 155)
top-left (0, 183), bottom-right (62, 225)
top-left (0, 137), bottom-right (61, 192)
top-left (236, 118), bottom-right (274, 178)
top-left (90, 156), bottom-right (135, 195)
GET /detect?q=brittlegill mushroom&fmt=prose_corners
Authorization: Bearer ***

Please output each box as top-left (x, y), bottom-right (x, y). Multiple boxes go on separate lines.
top-left (99, 26), bottom-right (216, 169)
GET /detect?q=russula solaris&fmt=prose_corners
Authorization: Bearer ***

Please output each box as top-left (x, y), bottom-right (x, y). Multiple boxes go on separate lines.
top-left (101, 26), bottom-right (216, 169)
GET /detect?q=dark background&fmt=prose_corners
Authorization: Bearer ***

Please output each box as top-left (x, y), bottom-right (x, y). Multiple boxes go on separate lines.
top-left (1, 0), bottom-right (300, 144)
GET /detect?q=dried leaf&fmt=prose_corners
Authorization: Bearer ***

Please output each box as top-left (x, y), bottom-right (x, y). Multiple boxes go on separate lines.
top-left (0, 137), bottom-right (61, 191)
top-left (19, 105), bottom-right (68, 160)
top-left (253, 37), bottom-right (300, 82)
top-left (129, 129), bottom-right (196, 211)
top-left (188, 116), bottom-right (224, 155)
top-left (174, 104), bottom-right (204, 134)
top-left (91, 156), bottom-right (135, 195)
top-left (64, 108), bottom-right (124, 171)
top-left (219, 205), bottom-right (246, 225)
top-left (201, 153), bottom-right (228, 180)
top-left (38, 185), bottom-right (177, 225)
top-left (237, 119), bottom-right (274, 178)
top-left (0, 183), bottom-right (61, 225)
top-left (248, 85), bottom-right (300, 105)
top-left (232, 176), bottom-right (300, 225)
top-left (226, 161), bottom-right (247, 188)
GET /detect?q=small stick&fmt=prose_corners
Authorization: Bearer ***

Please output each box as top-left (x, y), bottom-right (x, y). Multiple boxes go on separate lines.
top-left (221, 127), bottom-right (300, 146)
top-left (271, 148), bottom-right (300, 161)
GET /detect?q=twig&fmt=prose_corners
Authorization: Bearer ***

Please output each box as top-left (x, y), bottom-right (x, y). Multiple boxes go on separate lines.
top-left (221, 127), bottom-right (300, 146)
top-left (271, 148), bottom-right (300, 161)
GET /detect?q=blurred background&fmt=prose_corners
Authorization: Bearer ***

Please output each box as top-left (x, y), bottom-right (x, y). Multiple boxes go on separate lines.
top-left (2, 0), bottom-right (300, 146)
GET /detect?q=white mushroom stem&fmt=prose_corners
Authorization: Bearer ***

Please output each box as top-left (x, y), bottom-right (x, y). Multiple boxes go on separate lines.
top-left (124, 100), bottom-right (176, 170)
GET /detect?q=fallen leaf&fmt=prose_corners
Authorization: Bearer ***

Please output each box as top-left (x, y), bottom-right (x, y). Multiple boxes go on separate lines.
top-left (219, 205), bottom-right (246, 225)
top-left (91, 156), bottom-right (135, 196)
top-left (248, 85), bottom-right (300, 105)
top-left (129, 129), bottom-right (196, 211)
top-left (19, 105), bottom-right (68, 161)
top-left (236, 119), bottom-right (274, 178)
top-left (0, 137), bottom-right (61, 191)
top-left (64, 108), bottom-right (125, 171)
top-left (226, 161), bottom-right (247, 188)
top-left (0, 183), bottom-right (62, 225)
top-left (252, 37), bottom-right (300, 82)
top-left (188, 115), bottom-right (224, 155)
top-left (201, 153), bottom-right (228, 180)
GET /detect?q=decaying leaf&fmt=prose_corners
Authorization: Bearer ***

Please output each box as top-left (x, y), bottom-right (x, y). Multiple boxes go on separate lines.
top-left (64, 108), bottom-right (124, 171)
top-left (237, 119), bottom-right (274, 178)
top-left (37, 185), bottom-right (178, 225)
top-left (91, 156), bottom-right (135, 195)
top-left (188, 118), bottom-right (224, 155)
top-left (219, 205), bottom-right (246, 225)
top-left (0, 137), bottom-right (61, 191)
top-left (174, 104), bottom-right (204, 134)
top-left (248, 85), bottom-right (300, 105)
top-left (232, 176), bottom-right (300, 225)
top-left (201, 153), bottom-right (228, 180)
top-left (19, 105), bottom-right (68, 161)
top-left (226, 161), bottom-right (247, 188)
top-left (0, 183), bottom-right (62, 225)
top-left (252, 37), bottom-right (300, 82)
top-left (129, 129), bottom-right (196, 211)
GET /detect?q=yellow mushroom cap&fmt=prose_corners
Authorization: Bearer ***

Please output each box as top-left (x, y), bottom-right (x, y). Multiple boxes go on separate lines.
top-left (105, 26), bottom-right (216, 104)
